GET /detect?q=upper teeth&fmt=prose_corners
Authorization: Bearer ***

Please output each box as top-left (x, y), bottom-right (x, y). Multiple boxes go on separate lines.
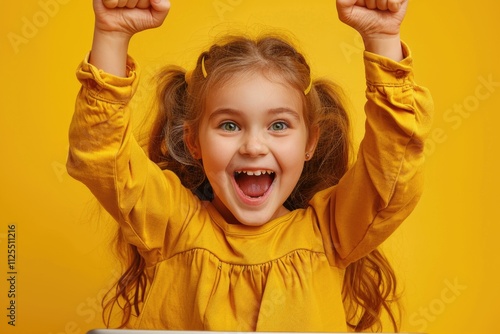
top-left (236, 170), bottom-right (274, 176)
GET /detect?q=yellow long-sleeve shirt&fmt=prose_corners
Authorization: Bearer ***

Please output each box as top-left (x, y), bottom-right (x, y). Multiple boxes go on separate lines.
top-left (67, 43), bottom-right (433, 331)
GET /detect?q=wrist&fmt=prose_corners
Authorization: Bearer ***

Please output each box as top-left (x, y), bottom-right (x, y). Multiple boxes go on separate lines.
top-left (90, 29), bottom-right (132, 77)
top-left (93, 27), bottom-right (133, 44)
top-left (362, 34), bottom-right (403, 61)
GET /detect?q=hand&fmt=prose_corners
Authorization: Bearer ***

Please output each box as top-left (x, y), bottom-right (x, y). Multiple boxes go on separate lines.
top-left (336, 0), bottom-right (408, 60)
top-left (336, 0), bottom-right (408, 39)
top-left (93, 0), bottom-right (170, 38)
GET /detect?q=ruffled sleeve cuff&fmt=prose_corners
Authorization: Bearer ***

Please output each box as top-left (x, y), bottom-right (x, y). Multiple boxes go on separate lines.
top-left (363, 41), bottom-right (415, 87)
top-left (75, 53), bottom-right (140, 103)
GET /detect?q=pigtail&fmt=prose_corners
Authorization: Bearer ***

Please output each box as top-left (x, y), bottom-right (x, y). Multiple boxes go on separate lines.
top-left (148, 66), bottom-right (188, 168)
top-left (303, 80), bottom-right (401, 332)
top-left (149, 66), bottom-right (206, 191)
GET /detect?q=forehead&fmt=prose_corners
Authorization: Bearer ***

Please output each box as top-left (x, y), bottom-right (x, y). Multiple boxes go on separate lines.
top-left (204, 71), bottom-right (304, 116)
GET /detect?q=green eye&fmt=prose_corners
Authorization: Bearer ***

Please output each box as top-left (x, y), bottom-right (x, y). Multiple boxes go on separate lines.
top-left (221, 122), bottom-right (239, 132)
top-left (270, 122), bottom-right (288, 131)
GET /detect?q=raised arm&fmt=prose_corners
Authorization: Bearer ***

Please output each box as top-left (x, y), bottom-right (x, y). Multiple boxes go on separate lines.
top-left (315, 0), bottom-right (433, 266)
top-left (90, 0), bottom-right (170, 76)
top-left (67, 0), bottom-right (182, 255)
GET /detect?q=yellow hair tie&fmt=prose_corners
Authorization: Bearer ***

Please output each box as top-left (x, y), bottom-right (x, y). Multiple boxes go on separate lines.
top-left (201, 56), bottom-right (208, 78)
top-left (304, 77), bottom-right (313, 95)
top-left (185, 56), bottom-right (207, 84)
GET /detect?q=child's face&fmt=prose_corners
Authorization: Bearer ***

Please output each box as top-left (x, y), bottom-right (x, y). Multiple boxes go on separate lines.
top-left (189, 72), bottom-right (317, 226)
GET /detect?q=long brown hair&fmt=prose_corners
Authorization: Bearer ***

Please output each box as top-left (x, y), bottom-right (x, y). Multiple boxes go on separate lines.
top-left (103, 35), bottom-right (401, 331)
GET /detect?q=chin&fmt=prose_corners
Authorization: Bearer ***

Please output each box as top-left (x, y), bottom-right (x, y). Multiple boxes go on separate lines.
top-left (222, 209), bottom-right (272, 226)
top-left (231, 204), bottom-right (289, 226)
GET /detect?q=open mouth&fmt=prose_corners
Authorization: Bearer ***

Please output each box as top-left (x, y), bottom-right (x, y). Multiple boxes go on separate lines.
top-left (234, 170), bottom-right (276, 198)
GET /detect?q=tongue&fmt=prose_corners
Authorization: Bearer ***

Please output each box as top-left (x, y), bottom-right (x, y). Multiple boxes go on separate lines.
top-left (236, 174), bottom-right (273, 198)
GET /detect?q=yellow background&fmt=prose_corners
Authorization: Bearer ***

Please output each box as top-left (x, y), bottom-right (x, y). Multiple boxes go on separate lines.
top-left (1, 0), bottom-right (499, 333)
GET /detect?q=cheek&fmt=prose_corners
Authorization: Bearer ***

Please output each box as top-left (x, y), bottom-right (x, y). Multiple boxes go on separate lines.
top-left (198, 134), bottom-right (233, 175)
top-left (276, 139), bottom-right (307, 171)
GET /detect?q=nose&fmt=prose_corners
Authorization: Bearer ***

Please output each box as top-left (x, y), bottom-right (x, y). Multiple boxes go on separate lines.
top-left (239, 131), bottom-right (269, 157)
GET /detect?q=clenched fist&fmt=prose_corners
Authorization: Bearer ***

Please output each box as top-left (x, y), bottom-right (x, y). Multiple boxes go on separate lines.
top-left (93, 0), bottom-right (170, 37)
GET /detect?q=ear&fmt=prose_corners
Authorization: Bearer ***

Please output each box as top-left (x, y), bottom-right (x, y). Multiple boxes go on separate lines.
top-left (184, 124), bottom-right (201, 160)
top-left (305, 125), bottom-right (320, 161)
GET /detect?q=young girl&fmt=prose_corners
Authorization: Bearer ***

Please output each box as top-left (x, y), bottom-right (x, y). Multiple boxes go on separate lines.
top-left (67, 0), bottom-right (433, 331)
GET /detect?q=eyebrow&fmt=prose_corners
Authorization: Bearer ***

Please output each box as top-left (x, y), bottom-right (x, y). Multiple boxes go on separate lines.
top-left (208, 107), bottom-right (301, 121)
